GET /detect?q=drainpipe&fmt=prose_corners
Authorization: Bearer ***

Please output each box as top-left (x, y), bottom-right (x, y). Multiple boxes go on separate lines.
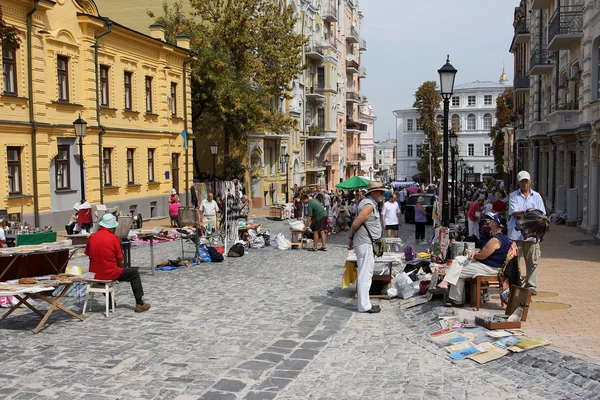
top-left (537, 9), bottom-right (542, 121)
top-left (183, 54), bottom-right (194, 206)
top-left (94, 19), bottom-right (112, 204)
top-left (27, 0), bottom-right (40, 227)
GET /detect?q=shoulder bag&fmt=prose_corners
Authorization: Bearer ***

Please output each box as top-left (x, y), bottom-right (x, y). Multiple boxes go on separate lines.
top-left (363, 224), bottom-right (385, 257)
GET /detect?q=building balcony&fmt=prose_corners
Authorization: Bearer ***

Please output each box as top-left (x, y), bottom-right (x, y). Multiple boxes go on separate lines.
top-left (346, 27), bottom-right (359, 44)
top-left (346, 58), bottom-right (359, 75)
top-left (359, 67), bottom-right (367, 79)
top-left (531, 0), bottom-right (551, 9)
top-left (306, 86), bottom-right (326, 103)
top-left (304, 126), bottom-right (336, 140)
top-left (346, 153), bottom-right (361, 164)
top-left (347, 0), bottom-right (357, 9)
top-left (360, 39), bottom-right (367, 51)
top-left (548, 107), bottom-right (582, 136)
top-left (529, 121), bottom-right (549, 139)
top-left (346, 91), bottom-right (360, 103)
top-left (530, 46), bottom-right (553, 75)
top-left (548, 6), bottom-right (583, 51)
top-left (515, 128), bottom-right (529, 142)
top-left (513, 74), bottom-right (530, 93)
top-left (322, 2), bottom-right (338, 23)
top-left (514, 17), bottom-right (531, 45)
top-left (305, 159), bottom-right (326, 172)
top-left (306, 42), bottom-right (325, 61)
top-left (345, 120), bottom-right (367, 134)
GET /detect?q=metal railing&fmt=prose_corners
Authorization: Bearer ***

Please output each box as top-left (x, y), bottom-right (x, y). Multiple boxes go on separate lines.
top-left (359, 67), bottom-right (367, 77)
top-left (322, 2), bottom-right (337, 19)
top-left (530, 45), bottom-right (553, 70)
top-left (346, 91), bottom-right (360, 102)
top-left (513, 74), bottom-right (530, 89)
top-left (360, 39), bottom-right (367, 50)
top-left (347, 27), bottom-right (359, 42)
top-left (515, 17), bottom-right (529, 35)
top-left (548, 6), bottom-right (583, 43)
top-left (306, 42), bottom-right (324, 57)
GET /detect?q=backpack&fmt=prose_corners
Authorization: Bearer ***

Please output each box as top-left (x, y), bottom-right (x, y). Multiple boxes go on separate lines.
top-left (404, 244), bottom-right (417, 261)
top-left (228, 243), bottom-right (245, 257)
top-left (207, 247), bottom-right (224, 262)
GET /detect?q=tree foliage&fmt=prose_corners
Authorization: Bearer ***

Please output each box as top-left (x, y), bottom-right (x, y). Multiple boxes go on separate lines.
top-left (0, 6), bottom-right (21, 50)
top-left (413, 81), bottom-right (442, 183)
top-left (489, 88), bottom-right (514, 178)
top-left (149, 0), bottom-right (306, 179)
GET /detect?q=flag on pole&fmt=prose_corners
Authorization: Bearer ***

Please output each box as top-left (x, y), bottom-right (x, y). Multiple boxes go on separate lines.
top-left (180, 129), bottom-right (188, 148)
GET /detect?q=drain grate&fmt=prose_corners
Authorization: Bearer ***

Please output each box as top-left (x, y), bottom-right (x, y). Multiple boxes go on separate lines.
top-left (569, 239), bottom-right (600, 246)
top-left (534, 291), bottom-right (558, 298)
top-left (530, 301), bottom-right (571, 311)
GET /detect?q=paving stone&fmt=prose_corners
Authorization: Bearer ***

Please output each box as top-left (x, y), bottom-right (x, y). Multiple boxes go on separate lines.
top-left (254, 353), bottom-right (285, 363)
top-left (213, 379), bottom-right (246, 393)
top-left (243, 391), bottom-right (278, 400)
top-left (288, 349), bottom-right (320, 360)
top-left (254, 377), bottom-right (292, 391)
top-left (199, 391), bottom-right (237, 400)
top-left (271, 340), bottom-right (299, 349)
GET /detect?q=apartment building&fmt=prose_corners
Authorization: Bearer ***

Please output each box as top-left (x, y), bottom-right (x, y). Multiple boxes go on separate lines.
top-left (509, 0), bottom-right (599, 236)
top-left (0, 0), bottom-right (192, 227)
top-left (373, 141), bottom-right (396, 183)
top-left (359, 96), bottom-right (376, 177)
top-left (393, 76), bottom-right (510, 182)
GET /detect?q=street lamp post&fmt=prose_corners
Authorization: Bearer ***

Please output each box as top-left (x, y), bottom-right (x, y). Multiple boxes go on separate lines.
top-left (282, 153), bottom-right (290, 203)
top-left (423, 137), bottom-right (432, 184)
top-left (323, 159), bottom-right (331, 189)
top-left (449, 129), bottom-right (458, 223)
top-left (73, 114), bottom-right (87, 202)
top-left (369, 166), bottom-right (373, 181)
top-left (438, 55), bottom-right (458, 228)
top-left (453, 148), bottom-right (459, 219)
top-left (210, 142), bottom-right (218, 194)
top-left (459, 157), bottom-right (465, 210)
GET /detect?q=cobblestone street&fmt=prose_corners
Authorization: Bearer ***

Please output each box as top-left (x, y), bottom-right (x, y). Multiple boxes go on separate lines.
top-left (2, 218), bottom-right (600, 399)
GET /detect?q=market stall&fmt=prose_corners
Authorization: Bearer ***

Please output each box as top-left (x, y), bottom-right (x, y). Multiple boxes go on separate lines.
top-left (0, 245), bottom-right (73, 282)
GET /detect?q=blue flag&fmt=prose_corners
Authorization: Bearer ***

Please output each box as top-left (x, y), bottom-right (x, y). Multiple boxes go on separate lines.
top-left (180, 129), bottom-right (188, 148)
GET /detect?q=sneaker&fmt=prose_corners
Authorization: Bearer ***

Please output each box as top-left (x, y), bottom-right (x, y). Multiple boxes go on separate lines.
top-left (135, 303), bottom-right (151, 313)
top-left (365, 305), bottom-right (381, 313)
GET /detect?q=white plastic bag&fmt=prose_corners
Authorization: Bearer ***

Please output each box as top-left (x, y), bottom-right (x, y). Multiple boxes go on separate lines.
top-left (289, 220), bottom-right (305, 230)
top-left (386, 287), bottom-right (398, 298)
top-left (398, 284), bottom-right (414, 299)
top-left (276, 233), bottom-right (291, 250)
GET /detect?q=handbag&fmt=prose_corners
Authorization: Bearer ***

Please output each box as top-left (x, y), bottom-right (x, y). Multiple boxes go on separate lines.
top-left (363, 224), bottom-right (385, 257)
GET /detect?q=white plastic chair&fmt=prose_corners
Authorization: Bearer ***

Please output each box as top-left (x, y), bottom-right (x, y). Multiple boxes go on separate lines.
top-left (82, 279), bottom-right (117, 317)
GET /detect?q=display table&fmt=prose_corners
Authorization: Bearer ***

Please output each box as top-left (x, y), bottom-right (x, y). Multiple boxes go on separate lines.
top-left (343, 251), bottom-right (401, 298)
top-left (0, 280), bottom-right (84, 333)
top-left (135, 231), bottom-right (156, 276)
top-left (14, 231), bottom-right (57, 247)
top-left (0, 247), bottom-right (73, 282)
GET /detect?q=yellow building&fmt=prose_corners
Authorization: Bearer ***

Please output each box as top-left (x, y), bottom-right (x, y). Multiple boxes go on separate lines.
top-left (0, 0), bottom-right (193, 228)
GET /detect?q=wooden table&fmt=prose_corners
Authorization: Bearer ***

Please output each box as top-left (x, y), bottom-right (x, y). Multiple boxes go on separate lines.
top-left (0, 247), bottom-right (74, 282)
top-left (0, 281), bottom-right (84, 333)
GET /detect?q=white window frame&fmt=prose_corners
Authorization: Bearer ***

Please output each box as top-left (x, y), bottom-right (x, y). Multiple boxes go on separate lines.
top-left (484, 95), bottom-right (493, 105)
top-left (407, 144), bottom-right (413, 157)
top-left (406, 118), bottom-right (413, 131)
top-left (468, 95), bottom-right (476, 106)
top-left (451, 96), bottom-right (460, 107)
top-left (468, 143), bottom-right (475, 156)
top-left (484, 143), bottom-right (492, 157)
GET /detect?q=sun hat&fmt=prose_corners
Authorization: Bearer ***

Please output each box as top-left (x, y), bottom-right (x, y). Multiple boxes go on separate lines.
top-left (99, 213), bottom-right (119, 229)
top-left (417, 196), bottom-right (424, 203)
top-left (484, 211), bottom-right (504, 227)
top-left (366, 181), bottom-right (386, 194)
top-left (171, 188), bottom-right (177, 195)
top-left (517, 171), bottom-right (531, 181)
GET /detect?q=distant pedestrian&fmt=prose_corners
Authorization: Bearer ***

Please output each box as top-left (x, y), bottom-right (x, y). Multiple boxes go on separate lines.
top-left (414, 196), bottom-right (427, 242)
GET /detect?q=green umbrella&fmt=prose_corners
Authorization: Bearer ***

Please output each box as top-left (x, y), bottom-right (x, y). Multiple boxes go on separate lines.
top-left (335, 176), bottom-right (371, 190)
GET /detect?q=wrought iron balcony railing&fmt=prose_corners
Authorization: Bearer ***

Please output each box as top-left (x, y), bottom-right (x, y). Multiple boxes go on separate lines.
top-left (548, 6), bottom-right (583, 43)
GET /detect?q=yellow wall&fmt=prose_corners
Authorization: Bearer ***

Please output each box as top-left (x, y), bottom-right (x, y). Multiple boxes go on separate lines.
top-left (0, 0), bottom-right (192, 226)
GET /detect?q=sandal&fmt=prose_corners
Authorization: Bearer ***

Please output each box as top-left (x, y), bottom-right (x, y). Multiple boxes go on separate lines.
top-left (443, 301), bottom-right (464, 308)
top-left (428, 286), bottom-right (449, 295)
top-left (318, 247), bottom-right (327, 251)
top-left (308, 248), bottom-right (318, 252)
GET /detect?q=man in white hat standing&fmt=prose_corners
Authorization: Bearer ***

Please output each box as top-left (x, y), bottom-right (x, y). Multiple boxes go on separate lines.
top-left (348, 181), bottom-right (386, 313)
top-left (508, 171), bottom-right (546, 295)
top-left (85, 214), bottom-right (151, 312)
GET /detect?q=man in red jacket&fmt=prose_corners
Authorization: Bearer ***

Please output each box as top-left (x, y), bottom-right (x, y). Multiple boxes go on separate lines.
top-left (84, 214), bottom-right (150, 313)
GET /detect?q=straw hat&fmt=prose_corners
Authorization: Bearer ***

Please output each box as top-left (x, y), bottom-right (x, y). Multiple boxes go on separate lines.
top-left (366, 181), bottom-right (386, 194)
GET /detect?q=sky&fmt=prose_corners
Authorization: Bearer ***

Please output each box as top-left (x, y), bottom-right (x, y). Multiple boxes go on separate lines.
top-left (359, 0), bottom-right (516, 142)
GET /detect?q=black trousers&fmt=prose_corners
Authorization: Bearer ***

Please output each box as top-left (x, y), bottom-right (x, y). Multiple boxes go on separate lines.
top-left (415, 222), bottom-right (426, 241)
top-left (117, 268), bottom-right (145, 305)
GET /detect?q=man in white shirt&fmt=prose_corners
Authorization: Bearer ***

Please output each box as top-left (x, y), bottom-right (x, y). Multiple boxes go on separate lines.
top-left (201, 193), bottom-right (220, 231)
top-left (382, 193), bottom-right (402, 239)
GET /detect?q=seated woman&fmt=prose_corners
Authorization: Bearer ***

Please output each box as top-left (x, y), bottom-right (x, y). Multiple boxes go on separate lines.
top-left (429, 212), bottom-right (511, 306)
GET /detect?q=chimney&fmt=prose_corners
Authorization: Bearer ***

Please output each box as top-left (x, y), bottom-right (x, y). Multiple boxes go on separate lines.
top-left (149, 22), bottom-right (165, 41)
top-left (176, 33), bottom-right (190, 50)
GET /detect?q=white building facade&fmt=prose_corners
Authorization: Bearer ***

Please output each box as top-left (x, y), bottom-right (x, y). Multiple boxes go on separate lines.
top-left (359, 97), bottom-right (376, 176)
top-left (373, 141), bottom-right (396, 182)
top-left (393, 77), bottom-right (511, 182)
top-left (510, 0), bottom-right (600, 237)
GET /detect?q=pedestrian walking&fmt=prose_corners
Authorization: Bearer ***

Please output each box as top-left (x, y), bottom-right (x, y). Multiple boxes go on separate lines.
top-left (382, 193), bottom-right (402, 238)
top-left (508, 171), bottom-right (546, 295)
top-left (398, 187), bottom-right (407, 214)
top-left (348, 181), bottom-right (386, 313)
top-left (467, 197), bottom-right (484, 239)
top-left (414, 196), bottom-right (427, 242)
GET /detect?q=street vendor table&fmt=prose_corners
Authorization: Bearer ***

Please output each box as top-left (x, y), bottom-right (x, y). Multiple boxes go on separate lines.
top-left (0, 280), bottom-right (84, 333)
top-left (135, 232), bottom-right (156, 276)
top-left (0, 246), bottom-right (73, 282)
top-left (12, 231), bottom-right (57, 247)
top-left (343, 251), bottom-right (401, 298)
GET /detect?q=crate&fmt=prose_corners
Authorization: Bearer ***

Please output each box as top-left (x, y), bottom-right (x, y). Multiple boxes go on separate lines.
top-left (475, 317), bottom-right (521, 330)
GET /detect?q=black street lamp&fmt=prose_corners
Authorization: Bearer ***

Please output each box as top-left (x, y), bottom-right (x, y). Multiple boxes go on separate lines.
top-left (369, 166), bottom-right (373, 181)
top-left (281, 153), bottom-right (290, 203)
top-left (323, 159), bottom-right (331, 189)
top-left (449, 129), bottom-right (458, 223)
top-left (459, 157), bottom-right (465, 209)
top-left (73, 114), bottom-right (87, 202)
top-left (438, 55), bottom-right (458, 228)
top-left (210, 142), bottom-right (218, 194)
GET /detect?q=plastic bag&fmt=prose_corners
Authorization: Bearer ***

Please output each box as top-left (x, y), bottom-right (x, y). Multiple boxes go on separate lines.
top-left (398, 284), bottom-right (414, 299)
top-left (276, 233), bottom-right (291, 250)
top-left (250, 236), bottom-right (265, 249)
top-left (289, 220), bottom-right (305, 230)
top-left (197, 244), bottom-right (212, 263)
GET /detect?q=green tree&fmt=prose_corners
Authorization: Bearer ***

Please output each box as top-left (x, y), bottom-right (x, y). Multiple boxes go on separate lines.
top-left (413, 81), bottom-right (442, 183)
top-left (0, 6), bottom-right (21, 50)
top-left (149, 0), bottom-right (306, 180)
top-left (489, 88), bottom-right (514, 178)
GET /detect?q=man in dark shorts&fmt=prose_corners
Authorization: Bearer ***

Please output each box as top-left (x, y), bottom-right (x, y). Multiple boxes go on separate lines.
top-left (302, 194), bottom-right (328, 251)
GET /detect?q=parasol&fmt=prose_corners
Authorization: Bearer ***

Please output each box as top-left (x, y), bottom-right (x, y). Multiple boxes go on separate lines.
top-left (406, 186), bottom-right (420, 194)
top-left (335, 176), bottom-right (371, 190)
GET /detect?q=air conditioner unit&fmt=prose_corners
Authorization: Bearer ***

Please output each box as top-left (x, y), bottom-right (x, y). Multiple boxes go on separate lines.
top-left (269, 183), bottom-right (276, 191)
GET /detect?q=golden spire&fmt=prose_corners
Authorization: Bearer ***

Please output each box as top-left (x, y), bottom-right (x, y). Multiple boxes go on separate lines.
top-left (500, 62), bottom-right (508, 84)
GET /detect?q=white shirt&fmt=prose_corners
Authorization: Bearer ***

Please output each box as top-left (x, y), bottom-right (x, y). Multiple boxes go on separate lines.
top-left (483, 202), bottom-right (493, 214)
top-left (383, 201), bottom-right (401, 226)
top-left (201, 199), bottom-right (219, 216)
top-left (0, 227), bottom-right (5, 241)
top-left (398, 190), bottom-right (406, 202)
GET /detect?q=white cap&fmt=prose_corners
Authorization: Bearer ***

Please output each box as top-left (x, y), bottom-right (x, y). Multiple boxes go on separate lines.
top-left (517, 171), bottom-right (531, 182)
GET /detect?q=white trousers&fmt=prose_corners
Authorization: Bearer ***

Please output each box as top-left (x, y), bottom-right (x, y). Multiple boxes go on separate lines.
top-left (468, 220), bottom-right (480, 238)
top-left (443, 256), bottom-right (498, 302)
top-left (354, 243), bottom-right (374, 312)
